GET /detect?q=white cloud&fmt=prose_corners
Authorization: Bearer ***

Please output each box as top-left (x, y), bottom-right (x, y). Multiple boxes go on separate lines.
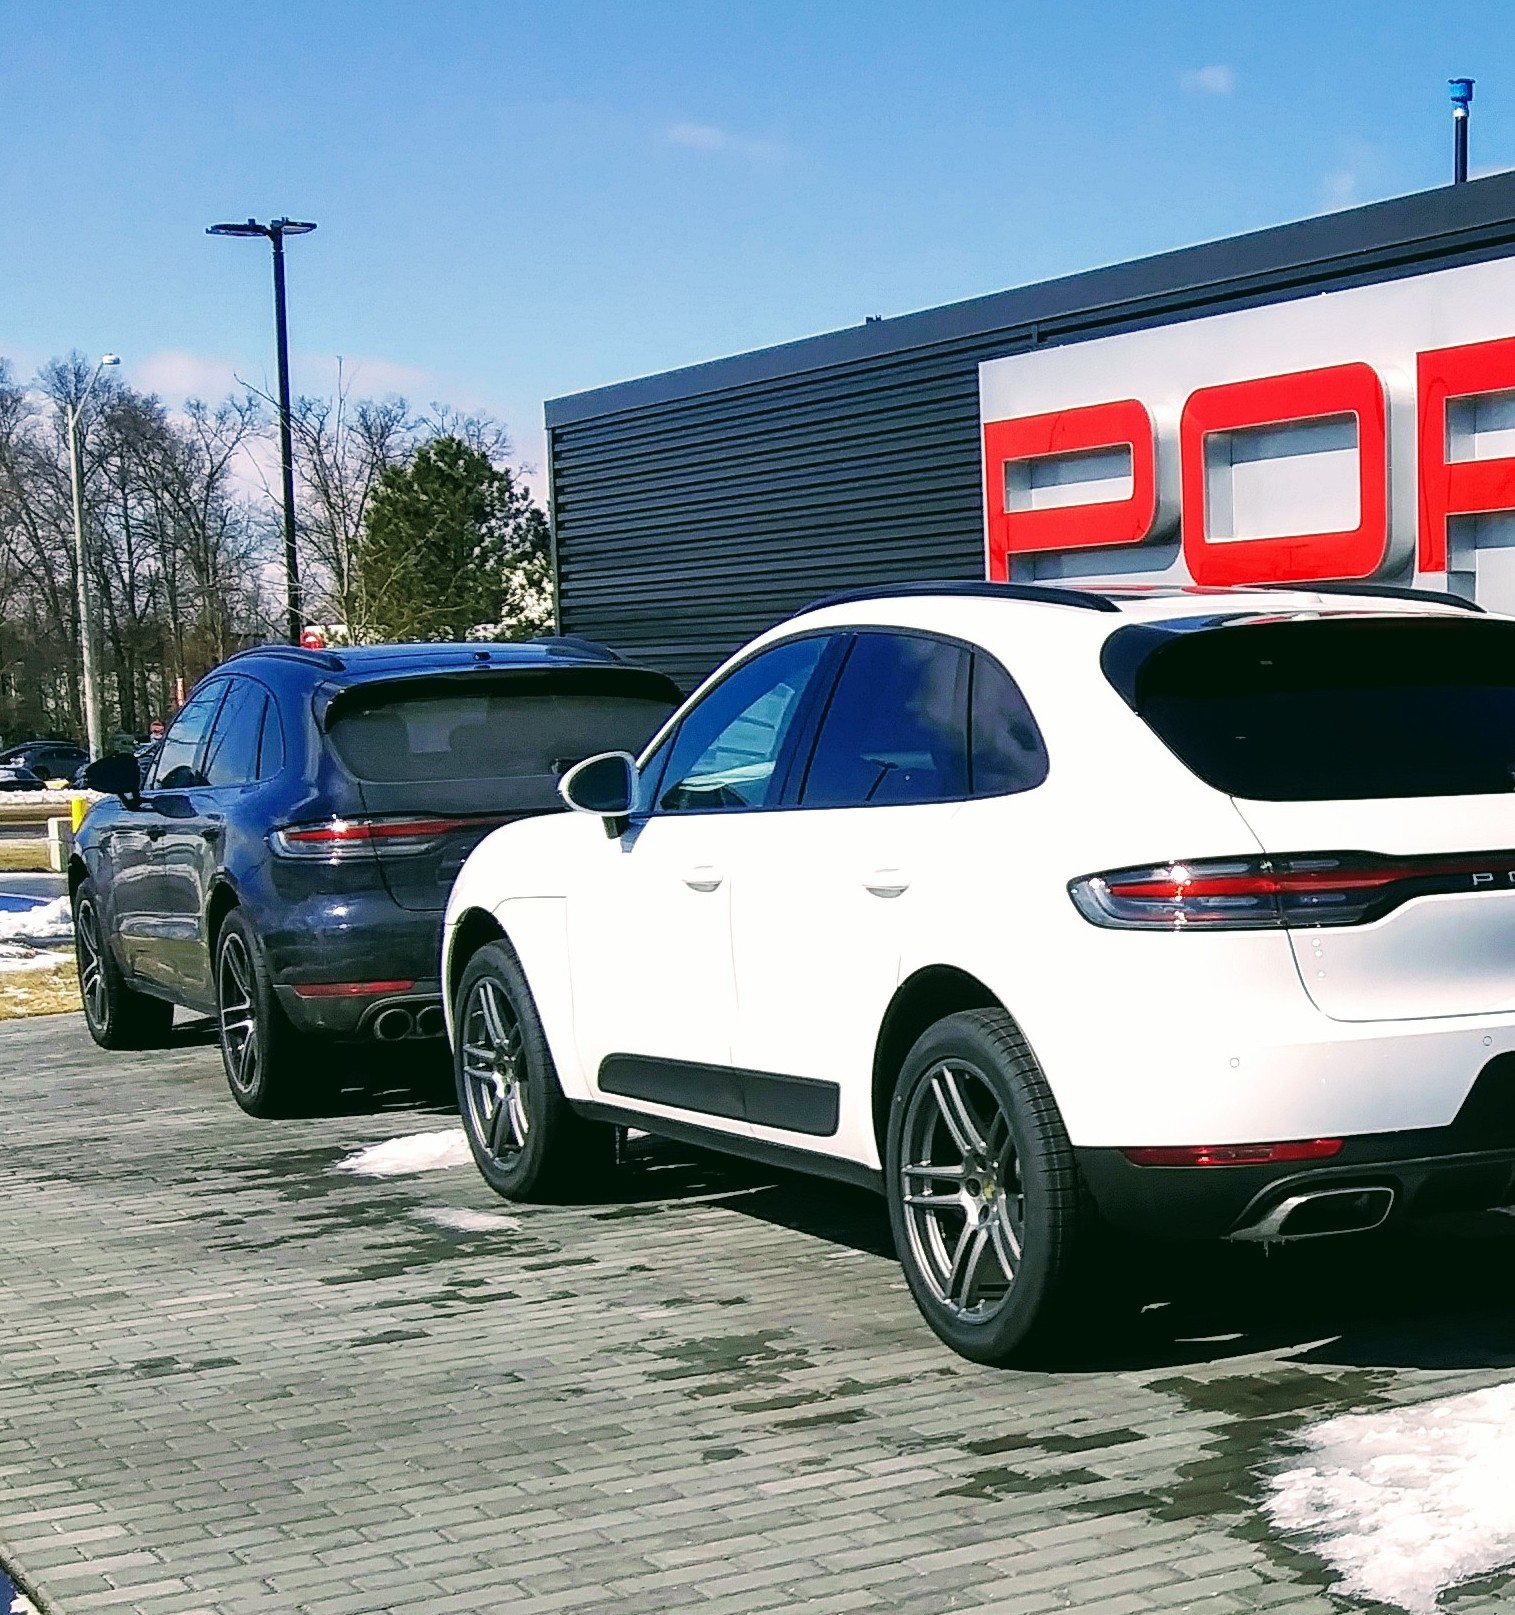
top-left (134, 349), bottom-right (241, 403)
top-left (664, 121), bottom-right (788, 163)
top-left (1321, 169), bottom-right (1360, 210)
top-left (1181, 64), bottom-right (1235, 96)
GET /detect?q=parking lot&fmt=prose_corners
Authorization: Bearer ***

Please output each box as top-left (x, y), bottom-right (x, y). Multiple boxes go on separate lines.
top-left (1, 1013), bottom-right (1514, 1615)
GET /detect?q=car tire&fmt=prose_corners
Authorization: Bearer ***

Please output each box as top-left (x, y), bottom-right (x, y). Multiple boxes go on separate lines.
top-left (73, 880), bottom-right (175, 1050)
top-left (885, 1009), bottom-right (1086, 1366)
top-left (454, 939), bottom-right (613, 1200)
top-left (215, 908), bottom-right (316, 1118)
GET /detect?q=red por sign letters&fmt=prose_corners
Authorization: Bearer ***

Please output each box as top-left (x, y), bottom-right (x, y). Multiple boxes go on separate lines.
top-left (984, 336), bottom-right (1515, 585)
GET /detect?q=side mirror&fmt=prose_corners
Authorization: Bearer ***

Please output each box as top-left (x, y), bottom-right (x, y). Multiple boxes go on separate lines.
top-left (559, 751), bottom-right (637, 834)
top-left (83, 753), bottom-right (141, 804)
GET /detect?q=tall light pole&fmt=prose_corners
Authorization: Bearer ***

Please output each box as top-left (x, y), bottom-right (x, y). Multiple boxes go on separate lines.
top-left (207, 216), bottom-right (317, 644)
top-left (1451, 78), bottom-right (1474, 184)
top-left (67, 353), bottom-right (120, 759)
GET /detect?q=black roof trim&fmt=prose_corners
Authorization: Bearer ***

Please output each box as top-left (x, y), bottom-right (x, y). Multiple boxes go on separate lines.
top-left (801, 580), bottom-right (1119, 615)
top-left (1254, 581), bottom-right (1485, 613)
top-left (546, 172), bottom-right (1515, 427)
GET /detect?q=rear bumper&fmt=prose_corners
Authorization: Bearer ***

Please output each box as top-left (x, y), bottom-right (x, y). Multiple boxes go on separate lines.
top-left (1079, 1052), bottom-right (1515, 1238)
top-left (274, 981), bottom-right (444, 1039)
top-left (261, 888), bottom-right (444, 1039)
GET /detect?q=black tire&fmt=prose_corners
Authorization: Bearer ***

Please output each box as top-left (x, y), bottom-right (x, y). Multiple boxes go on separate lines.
top-left (454, 939), bottom-right (613, 1200)
top-left (74, 880), bottom-right (175, 1050)
top-left (215, 908), bottom-right (317, 1117)
top-left (885, 1009), bottom-right (1085, 1366)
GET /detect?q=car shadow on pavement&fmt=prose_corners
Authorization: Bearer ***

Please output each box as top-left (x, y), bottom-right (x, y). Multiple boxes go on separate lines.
top-left (605, 1145), bottom-right (1515, 1372)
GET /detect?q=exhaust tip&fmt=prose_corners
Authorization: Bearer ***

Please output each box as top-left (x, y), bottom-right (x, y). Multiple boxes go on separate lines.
top-left (415, 1005), bottom-right (445, 1039)
top-left (1232, 1185), bottom-right (1394, 1242)
top-left (373, 1006), bottom-right (414, 1042)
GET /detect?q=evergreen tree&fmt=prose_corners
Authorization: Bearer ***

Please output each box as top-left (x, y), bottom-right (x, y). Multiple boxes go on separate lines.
top-left (356, 436), bottom-right (551, 642)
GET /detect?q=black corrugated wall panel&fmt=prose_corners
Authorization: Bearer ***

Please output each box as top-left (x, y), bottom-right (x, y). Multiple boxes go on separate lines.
top-left (549, 174), bottom-right (1515, 691)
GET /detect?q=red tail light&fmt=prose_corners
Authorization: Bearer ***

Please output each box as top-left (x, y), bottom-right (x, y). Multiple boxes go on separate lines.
top-left (269, 815), bottom-right (486, 861)
top-left (1121, 1138), bottom-right (1344, 1167)
top-left (1069, 849), bottom-right (1515, 930)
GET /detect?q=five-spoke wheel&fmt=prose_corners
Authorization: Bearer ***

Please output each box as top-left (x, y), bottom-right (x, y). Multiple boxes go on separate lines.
top-left (214, 908), bottom-right (311, 1116)
top-left (886, 1009), bottom-right (1085, 1364)
top-left (453, 939), bottom-right (613, 1199)
top-left (460, 975), bottom-right (531, 1169)
top-left (899, 1059), bottom-right (1026, 1322)
top-left (73, 879), bottom-right (173, 1050)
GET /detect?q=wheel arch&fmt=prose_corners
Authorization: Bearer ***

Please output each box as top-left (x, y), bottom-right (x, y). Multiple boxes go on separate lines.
top-left (446, 906), bottom-right (507, 1009)
top-left (67, 852), bottom-right (88, 899)
top-left (872, 966), bottom-right (1004, 1159)
top-left (205, 879), bottom-right (242, 958)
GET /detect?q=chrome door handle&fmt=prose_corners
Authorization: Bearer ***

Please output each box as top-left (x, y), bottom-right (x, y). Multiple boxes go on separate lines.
top-left (864, 870), bottom-right (909, 898)
top-left (682, 866), bottom-right (723, 893)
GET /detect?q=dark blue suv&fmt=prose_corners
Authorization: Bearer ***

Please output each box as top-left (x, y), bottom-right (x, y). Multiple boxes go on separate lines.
top-left (73, 639), bottom-right (679, 1116)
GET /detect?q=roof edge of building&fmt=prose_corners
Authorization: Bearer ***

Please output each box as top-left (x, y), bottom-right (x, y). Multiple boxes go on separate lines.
top-left (545, 171), bottom-right (1515, 429)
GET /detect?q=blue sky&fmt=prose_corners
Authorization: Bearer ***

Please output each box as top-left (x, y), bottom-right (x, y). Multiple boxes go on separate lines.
top-left (3, 1), bottom-right (1512, 484)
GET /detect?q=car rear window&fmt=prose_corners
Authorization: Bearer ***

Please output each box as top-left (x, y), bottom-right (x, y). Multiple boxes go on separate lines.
top-left (327, 676), bottom-right (677, 784)
top-left (1106, 615), bottom-right (1515, 801)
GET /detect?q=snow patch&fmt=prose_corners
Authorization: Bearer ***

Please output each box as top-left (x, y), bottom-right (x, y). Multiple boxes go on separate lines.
top-left (414, 1206), bottom-right (520, 1233)
top-left (337, 1129), bottom-right (471, 1177)
top-left (0, 895), bottom-right (71, 945)
top-left (0, 949), bottom-right (70, 973)
top-left (1266, 1380), bottom-right (1515, 1613)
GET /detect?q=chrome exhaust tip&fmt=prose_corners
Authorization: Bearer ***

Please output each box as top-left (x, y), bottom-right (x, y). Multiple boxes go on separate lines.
top-left (414, 1004), bottom-right (445, 1039)
top-left (1231, 1184), bottom-right (1395, 1242)
top-left (373, 1006), bottom-right (415, 1042)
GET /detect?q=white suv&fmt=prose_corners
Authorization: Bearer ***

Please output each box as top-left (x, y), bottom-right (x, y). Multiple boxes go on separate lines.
top-left (443, 581), bottom-right (1515, 1363)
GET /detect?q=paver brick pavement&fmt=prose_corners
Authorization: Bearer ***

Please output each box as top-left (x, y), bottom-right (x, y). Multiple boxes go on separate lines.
top-left (3, 1014), bottom-right (1515, 1612)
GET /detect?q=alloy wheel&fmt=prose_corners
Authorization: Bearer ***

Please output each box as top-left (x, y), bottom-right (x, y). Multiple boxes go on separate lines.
top-left (218, 932), bottom-right (260, 1096)
top-left (76, 899), bottom-right (108, 1028)
top-left (899, 1059), bottom-right (1026, 1322)
top-left (461, 977), bottom-right (529, 1165)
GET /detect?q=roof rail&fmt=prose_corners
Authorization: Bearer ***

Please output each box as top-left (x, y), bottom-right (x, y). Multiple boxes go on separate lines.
top-left (225, 643), bottom-right (347, 671)
top-left (802, 580), bottom-right (1120, 615)
top-left (526, 633), bottom-right (625, 661)
top-left (1256, 580), bottom-right (1484, 614)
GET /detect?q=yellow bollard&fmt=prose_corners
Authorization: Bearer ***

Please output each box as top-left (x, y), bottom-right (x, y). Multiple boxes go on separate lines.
top-left (70, 793), bottom-right (87, 834)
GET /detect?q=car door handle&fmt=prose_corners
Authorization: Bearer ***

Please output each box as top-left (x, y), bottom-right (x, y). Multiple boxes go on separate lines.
top-left (682, 866), bottom-right (724, 893)
top-left (864, 869), bottom-right (910, 898)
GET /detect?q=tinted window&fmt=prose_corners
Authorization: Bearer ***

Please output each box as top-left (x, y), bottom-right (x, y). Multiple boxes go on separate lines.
top-left (657, 636), bottom-right (828, 812)
top-left (257, 699), bottom-right (285, 781)
top-left (202, 680), bottom-right (267, 787)
top-left (150, 683), bottom-right (224, 790)
top-left (328, 682), bottom-right (675, 783)
top-left (1117, 616), bottom-right (1515, 801)
top-left (969, 653), bottom-right (1049, 796)
top-left (800, 633), bottom-right (969, 808)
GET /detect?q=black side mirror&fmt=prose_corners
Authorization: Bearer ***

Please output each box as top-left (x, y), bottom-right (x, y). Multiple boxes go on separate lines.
top-left (558, 751), bottom-right (637, 835)
top-left (84, 753), bottom-right (142, 805)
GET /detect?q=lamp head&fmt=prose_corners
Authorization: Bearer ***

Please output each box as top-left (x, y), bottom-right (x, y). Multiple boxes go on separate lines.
top-left (1450, 77), bottom-right (1475, 111)
top-left (99, 355), bottom-right (120, 368)
top-left (207, 219), bottom-right (271, 238)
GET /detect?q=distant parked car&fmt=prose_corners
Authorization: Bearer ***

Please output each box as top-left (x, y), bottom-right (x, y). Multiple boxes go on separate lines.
top-left (0, 741), bottom-right (87, 782)
top-left (71, 639), bottom-right (681, 1119)
top-left (0, 763), bottom-right (45, 792)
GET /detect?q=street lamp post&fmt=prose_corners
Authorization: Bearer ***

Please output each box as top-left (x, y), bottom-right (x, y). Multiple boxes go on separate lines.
top-left (67, 353), bottom-right (120, 760)
top-left (207, 216), bottom-right (317, 644)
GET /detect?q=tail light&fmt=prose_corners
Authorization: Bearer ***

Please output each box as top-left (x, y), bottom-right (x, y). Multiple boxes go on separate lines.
top-left (1069, 850), bottom-right (1515, 930)
top-left (270, 816), bottom-right (485, 862)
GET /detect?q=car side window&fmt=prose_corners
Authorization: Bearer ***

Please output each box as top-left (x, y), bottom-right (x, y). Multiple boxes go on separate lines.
top-left (149, 683), bottom-right (225, 791)
top-left (969, 653), bottom-right (1049, 797)
top-left (256, 698), bottom-right (285, 781)
top-left (655, 636), bottom-right (828, 813)
top-left (799, 632), bottom-right (970, 808)
top-left (202, 679), bottom-right (267, 788)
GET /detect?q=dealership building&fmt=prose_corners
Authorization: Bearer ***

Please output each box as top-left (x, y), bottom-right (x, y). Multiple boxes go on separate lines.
top-left (545, 172), bottom-right (1515, 689)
